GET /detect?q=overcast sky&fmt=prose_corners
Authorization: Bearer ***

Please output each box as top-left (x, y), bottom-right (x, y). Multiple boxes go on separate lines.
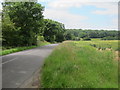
top-left (38, 0), bottom-right (119, 30)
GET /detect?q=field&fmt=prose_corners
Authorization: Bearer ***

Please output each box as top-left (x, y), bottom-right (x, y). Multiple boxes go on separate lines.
top-left (41, 40), bottom-right (119, 88)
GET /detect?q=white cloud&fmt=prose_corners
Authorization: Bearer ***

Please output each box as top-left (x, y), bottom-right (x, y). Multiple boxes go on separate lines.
top-left (42, 0), bottom-right (118, 30)
top-left (92, 2), bottom-right (118, 15)
top-left (48, 1), bottom-right (118, 15)
top-left (48, 0), bottom-right (83, 9)
top-left (43, 8), bottom-right (118, 30)
top-left (43, 8), bottom-right (88, 29)
top-left (65, 19), bottom-right (118, 30)
top-left (110, 18), bottom-right (118, 30)
top-left (112, 18), bottom-right (118, 24)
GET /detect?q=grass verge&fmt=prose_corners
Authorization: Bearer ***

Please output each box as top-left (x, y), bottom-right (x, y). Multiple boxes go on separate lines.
top-left (1, 41), bottom-right (50, 56)
top-left (40, 41), bottom-right (118, 88)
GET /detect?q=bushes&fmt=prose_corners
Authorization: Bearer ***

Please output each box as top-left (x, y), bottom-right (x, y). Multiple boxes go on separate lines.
top-left (73, 37), bottom-right (81, 41)
top-left (37, 36), bottom-right (44, 41)
top-left (83, 37), bottom-right (91, 41)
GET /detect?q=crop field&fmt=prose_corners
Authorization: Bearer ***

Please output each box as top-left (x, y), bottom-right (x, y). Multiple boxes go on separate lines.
top-left (41, 40), bottom-right (119, 88)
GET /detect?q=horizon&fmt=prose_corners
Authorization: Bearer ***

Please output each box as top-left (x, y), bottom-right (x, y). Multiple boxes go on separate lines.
top-left (65, 28), bottom-right (118, 31)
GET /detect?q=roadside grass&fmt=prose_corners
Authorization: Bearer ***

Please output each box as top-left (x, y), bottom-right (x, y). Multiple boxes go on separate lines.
top-left (1, 46), bottom-right (37, 55)
top-left (41, 40), bottom-right (118, 88)
top-left (1, 41), bottom-right (50, 56)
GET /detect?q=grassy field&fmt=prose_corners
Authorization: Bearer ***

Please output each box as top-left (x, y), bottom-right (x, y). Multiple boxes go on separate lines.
top-left (1, 41), bottom-right (50, 55)
top-left (41, 40), bottom-right (119, 88)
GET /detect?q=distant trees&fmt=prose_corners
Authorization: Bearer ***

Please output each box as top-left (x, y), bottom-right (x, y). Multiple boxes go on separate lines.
top-left (83, 37), bottom-right (91, 41)
top-left (65, 29), bottom-right (119, 40)
top-left (64, 33), bottom-right (73, 40)
top-left (101, 36), bottom-right (119, 40)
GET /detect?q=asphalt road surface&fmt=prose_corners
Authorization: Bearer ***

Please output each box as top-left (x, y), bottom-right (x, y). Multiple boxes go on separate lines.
top-left (2, 44), bottom-right (58, 88)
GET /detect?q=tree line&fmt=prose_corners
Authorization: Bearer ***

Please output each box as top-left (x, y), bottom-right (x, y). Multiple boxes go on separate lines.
top-left (2, 2), bottom-right (119, 47)
top-left (2, 2), bottom-right (66, 47)
top-left (65, 29), bottom-right (119, 40)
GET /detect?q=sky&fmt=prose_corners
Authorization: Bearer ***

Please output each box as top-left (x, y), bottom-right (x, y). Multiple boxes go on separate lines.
top-left (38, 0), bottom-right (119, 30)
top-left (0, 0), bottom-right (119, 30)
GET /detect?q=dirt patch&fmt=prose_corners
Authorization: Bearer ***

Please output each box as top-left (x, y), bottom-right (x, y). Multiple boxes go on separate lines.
top-left (97, 48), bottom-right (112, 52)
top-left (106, 48), bottom-right (112, 51)
top-left (115, 51), bottom-right (120, 61)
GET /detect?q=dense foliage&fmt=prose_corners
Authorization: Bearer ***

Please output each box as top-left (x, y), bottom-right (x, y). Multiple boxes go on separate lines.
top-left (2, 2), bottom-right (44, 46)
top-left (2, 2), bottom-right (65, 47)
top-left (65, 29), bottom-right (119, 40)
top-left (43, 19), bottom-right (65, 43)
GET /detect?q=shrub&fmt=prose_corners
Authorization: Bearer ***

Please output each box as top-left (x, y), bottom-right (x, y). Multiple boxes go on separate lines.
top-left (83, 37), bottom-right (91, 41)
top-left (101, 36), bottom-right (118, 40)
top-left (37, 36), bottom-right (44, 41)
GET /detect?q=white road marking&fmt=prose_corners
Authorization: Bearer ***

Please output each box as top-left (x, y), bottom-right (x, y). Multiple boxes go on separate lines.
top-left (2, 57), bottom-right (18, 65)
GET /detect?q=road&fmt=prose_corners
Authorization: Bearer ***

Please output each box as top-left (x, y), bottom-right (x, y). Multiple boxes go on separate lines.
top-left (2, 44), bottom-right (58, 88)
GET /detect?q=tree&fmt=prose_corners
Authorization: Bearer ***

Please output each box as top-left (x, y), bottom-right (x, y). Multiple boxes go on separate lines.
top-left (2, 4), bottom-right (20, 46)
top-left (65, 33), bottom-right (73, 40)
top-left (2, 2), bottom-right (44, 46)
top-left (43, 19), bottom-right (65, 43)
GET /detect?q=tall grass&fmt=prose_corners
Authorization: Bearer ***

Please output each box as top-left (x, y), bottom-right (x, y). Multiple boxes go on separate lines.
top-left (41, 41), bottom-right (118, 88)
top-left (90, 40), bottom-right (119, 51)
